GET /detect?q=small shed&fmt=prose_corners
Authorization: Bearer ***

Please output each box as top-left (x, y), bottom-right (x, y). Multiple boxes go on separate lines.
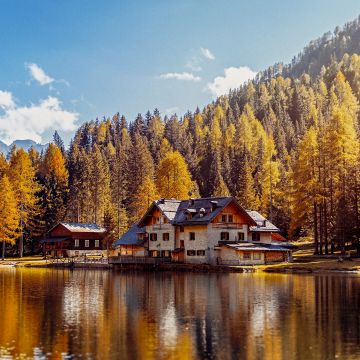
top-left (41, 222), bottom-right (107, 258)
top-left (113, 224), bottom-right (146, 257)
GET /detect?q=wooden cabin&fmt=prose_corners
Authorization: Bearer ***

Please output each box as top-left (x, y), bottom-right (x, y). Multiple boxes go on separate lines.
top-left (41, 222), bottom-right (107, 258)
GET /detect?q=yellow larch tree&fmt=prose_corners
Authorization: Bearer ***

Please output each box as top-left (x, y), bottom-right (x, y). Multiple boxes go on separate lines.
top-left (156, 151), bottom-right (193, 199)
top-left (0, 175), bottom-right (20, 260)
top-left (131, 175), bottom-right (159, 221)
top-left (7, 147), bottom-right (40, 257)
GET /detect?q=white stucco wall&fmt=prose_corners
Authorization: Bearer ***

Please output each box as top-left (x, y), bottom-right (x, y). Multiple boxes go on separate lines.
top-left (146, 224), bottom-right (176, 253)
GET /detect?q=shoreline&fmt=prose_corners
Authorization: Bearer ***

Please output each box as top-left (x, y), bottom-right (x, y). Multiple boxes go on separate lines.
top-left (1, 256), bottom-right (360, 274)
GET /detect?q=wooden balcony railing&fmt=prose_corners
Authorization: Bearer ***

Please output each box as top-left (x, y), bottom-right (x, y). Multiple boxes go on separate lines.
top-left (211, 223), bottom-right (244, 229)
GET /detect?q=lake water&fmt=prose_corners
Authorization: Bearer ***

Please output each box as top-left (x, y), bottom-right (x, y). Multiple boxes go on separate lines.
top-left (0, 268), bottom-right (359, 360)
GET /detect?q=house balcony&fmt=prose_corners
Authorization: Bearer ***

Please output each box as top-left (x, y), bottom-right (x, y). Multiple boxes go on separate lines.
top-left (149, 224), bottom-right (172, 231)
top-left (211, 223), bottom-right (244, 229)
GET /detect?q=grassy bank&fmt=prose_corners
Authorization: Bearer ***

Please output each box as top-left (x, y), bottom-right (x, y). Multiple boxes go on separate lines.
top-left (0, 255), bottom-right (49, 267)
top-left (260, 248), bottom-right (360, 273)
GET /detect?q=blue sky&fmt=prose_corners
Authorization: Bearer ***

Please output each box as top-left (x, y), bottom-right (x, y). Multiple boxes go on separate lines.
top-left (1, 0), bottom-right (360, 145)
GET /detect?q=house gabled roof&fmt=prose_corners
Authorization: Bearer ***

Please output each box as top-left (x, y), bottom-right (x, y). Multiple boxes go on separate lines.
top-left (246, 211), bottom-right (279, 232)
top-left (137, 199), bottom-right (181, 227)
top-left (172, 197), bottom-right (257, 226)
top-left (49, 222), bottom-right (107, 234)
top-left (113, 224), bottom-right (145, 248)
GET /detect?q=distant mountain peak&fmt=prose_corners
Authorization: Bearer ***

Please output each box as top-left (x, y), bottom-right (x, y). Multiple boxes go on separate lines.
top-left (0, 139), bottom-right (48, 155)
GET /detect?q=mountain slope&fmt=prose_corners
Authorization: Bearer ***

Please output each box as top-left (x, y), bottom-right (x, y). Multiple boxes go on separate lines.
top-left (0, 139), bottom-right (47, 155)
top-left (256, 15), bottom-right (360, 81)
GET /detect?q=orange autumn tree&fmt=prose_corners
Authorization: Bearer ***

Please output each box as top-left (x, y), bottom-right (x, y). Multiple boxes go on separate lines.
top-left (0, 175), bottom-right (20, 260)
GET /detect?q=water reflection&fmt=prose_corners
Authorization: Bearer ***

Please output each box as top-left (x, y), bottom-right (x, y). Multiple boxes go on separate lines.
top-left (0, 268), bottom-right (359, 360)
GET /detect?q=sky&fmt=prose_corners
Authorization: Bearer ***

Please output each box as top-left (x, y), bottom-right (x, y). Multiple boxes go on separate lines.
top-left (1, 0), bottom-right (360, 145)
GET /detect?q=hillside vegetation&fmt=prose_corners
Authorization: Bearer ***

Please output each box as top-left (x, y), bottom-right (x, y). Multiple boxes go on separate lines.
top-left (1, 16), bottom-right (360, 256)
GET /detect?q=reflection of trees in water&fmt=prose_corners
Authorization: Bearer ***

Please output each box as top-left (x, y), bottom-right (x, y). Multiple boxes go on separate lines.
top-left (0, 270), bottom-right (360, 359)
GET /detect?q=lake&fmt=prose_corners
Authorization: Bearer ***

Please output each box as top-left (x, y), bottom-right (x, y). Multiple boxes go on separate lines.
top-left (0, 268), bottom-right (359, 360)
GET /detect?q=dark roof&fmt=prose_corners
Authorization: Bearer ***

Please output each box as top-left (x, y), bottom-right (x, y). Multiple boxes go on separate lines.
top-left (113, 224), bottom-right (146, 248)
top-left (50, 222), bottom-right (107, 233)
top-left (172, 197), bottom-right (256, 226)
top-left (138, 199), bottom-right (181, 227)
top-left (246, 211), bottom-right (279, 232)
top-left (225, 243), bottom-right (290, 252)
top-left (40, 237), bottom-right (70, 244)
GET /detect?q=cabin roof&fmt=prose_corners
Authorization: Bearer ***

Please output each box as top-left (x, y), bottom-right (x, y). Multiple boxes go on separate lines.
top-left (246, 211), bottom-right (279, 232)
top-left (172, 197), bottom-right (256, 226)
top-left (50, 222), bottom-right (107, 233)
top-left (113, 224), bottom-right (146, 248)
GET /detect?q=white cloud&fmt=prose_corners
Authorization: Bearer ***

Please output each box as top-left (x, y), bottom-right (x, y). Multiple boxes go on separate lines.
top-left (164, 107), bottom-right (179, 115)
top-left (0, 90), bottom-right (15, 109)
top-left (160, 72), bottom-right (201, 82)
top-left (185, 59), bottom-right (202, 72)
top-left (201, 47), bottom-right (215, 60)
top-left (26, 63), bottom-right (54, 85)
top-left (207, 66), bottom-right (257, 97)
top-left (0, 93), bottom-right (78, 144)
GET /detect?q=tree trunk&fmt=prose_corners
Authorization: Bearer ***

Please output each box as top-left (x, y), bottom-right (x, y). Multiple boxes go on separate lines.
top-left (314, 202), bottom-right (319, 255)
top-left (1, 240), bottom-right (5, 261)
top-left (324, 200), bottom-right (328, 255)
top-left (355, 173), bottom-right (360, 254)
top-left (330, 175), bottom-right (335, 254)
top-left (319, 202), bottom-right (323, 255)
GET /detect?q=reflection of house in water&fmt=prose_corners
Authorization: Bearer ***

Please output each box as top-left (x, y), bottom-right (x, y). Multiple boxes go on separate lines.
top-left (112, 197), bottom-right (293, 266)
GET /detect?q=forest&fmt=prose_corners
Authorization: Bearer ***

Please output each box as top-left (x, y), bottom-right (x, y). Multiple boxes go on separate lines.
top-left (1, 16), bottom-right (360, 257)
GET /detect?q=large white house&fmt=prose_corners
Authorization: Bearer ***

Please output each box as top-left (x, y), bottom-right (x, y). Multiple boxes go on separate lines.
top-left (113, 197), bottom-right (292, 266)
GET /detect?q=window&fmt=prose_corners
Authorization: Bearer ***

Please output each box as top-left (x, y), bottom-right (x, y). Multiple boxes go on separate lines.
top-left (85, 240), bottom-right (89, 248)
top-left (95, 240), bottom-right (100, 248)
top-left (163, 233), bottom-right (170, 241)
top-left (221, 232), bottom-right (229, 241)
top-left (162, 250), bottom-right (170, 257)
top-left (197, 250), bottom-right (205, 256)
top-left (189, 232), bottom-right (195, 241)
top-left (253, 252), bottom-right (261, 260)
top-left (74, 239), bottom-right (79, 247)
top-left (180, 226), bottom-right (184, 232)
top-left (221, 215), bottom-right (227, 222)
top-left (252, 232), bottom-right (260, 241)
top-left (243, 252), bottom-right (251, 260)
top-left (187, 250), bottom-right (196, 256)
top-left (228, 215), bottom-right (233, 223)
top-left (238, 232), bottom-right (245, 241)
top-left (150, 250), bottom-right (158, 257)
top-left (150, 233), bottom-right (158, 241)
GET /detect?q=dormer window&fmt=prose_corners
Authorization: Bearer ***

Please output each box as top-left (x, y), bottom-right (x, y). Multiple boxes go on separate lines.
top-left (210, 200), bottom-right (218, 212)
top-left (185, 208), bottom-right (196, 220)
